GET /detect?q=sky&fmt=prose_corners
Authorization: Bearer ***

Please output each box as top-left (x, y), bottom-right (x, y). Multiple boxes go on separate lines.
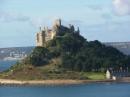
top-left (0, 0), bottom-right (130, 47)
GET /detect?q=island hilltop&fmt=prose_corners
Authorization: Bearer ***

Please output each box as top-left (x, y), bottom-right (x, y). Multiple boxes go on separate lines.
top-left (0, 19), bottom-right (130, 82)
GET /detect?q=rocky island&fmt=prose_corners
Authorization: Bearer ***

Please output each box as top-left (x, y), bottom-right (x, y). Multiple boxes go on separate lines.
top-left (0, 19), bottom-right (130, 85)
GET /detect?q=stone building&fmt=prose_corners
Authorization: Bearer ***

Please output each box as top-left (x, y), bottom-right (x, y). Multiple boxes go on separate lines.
top-left (36, 19), bottom-right (80, 47)
top-left (106, 68), bottom-right (130, 80)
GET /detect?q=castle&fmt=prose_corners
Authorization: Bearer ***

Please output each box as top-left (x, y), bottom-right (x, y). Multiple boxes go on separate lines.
top-left (36, 19), bottom-right (80, 47)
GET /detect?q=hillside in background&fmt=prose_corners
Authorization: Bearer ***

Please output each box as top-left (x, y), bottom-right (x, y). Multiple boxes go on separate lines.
top-left (104, 42), bottom-right (130, 55)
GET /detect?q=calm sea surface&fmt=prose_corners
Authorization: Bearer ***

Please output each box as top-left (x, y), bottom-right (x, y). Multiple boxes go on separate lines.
top-left (0, 60), bottom-right (16, 72)
top-left (0, 61), bottom-right (130, 97)
top-left (0, 83), bottom-right (130, 97)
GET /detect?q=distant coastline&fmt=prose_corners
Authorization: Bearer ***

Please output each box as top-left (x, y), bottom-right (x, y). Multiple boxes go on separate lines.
top-left (3, 57), bottom-right (24, 61)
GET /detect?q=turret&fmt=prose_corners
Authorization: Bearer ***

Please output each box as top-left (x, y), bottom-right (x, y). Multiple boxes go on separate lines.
top-left (39, 26), bottom-right (42, 31)
top-left (77, 27), bottom-right (80, 34)
top-left (53, 19), bottom-right (61, 27)
top-left (45, 27), bottom-right (49, 32)
top-left (69, 24), bottom-right (75, 33)
top-left (36, 27), bottom-right (46, 47)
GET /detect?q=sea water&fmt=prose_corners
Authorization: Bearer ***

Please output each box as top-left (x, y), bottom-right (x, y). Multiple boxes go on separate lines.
top-left (0, 61), bottom-right (130, 97)
top-left (0, 83), bottom-right (130, 97)
top-left (0, 60), bottom-right (17, 72)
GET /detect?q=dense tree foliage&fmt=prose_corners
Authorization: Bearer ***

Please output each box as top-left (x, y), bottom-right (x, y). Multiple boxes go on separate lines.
top-left (26, 30), bottom-right (130, 72)
top-left (27, 47), bottom-right (51, 66)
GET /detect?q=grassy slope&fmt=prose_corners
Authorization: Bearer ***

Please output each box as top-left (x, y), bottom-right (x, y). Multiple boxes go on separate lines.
top-left (0, 63), bottom-right (105, 80)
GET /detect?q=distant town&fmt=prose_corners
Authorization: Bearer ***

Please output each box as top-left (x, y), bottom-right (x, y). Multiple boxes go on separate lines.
top-left (0, 47), bottom-right (34, 61)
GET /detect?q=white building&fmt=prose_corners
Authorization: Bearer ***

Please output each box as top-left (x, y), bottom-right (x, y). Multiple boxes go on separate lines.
top-left (106, 70), bottom-right (111, 79)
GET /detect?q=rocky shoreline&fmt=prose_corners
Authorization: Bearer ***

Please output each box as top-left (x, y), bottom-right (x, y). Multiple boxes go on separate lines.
top-left (1, 77), bottom-right (130, 86)
top-left (0, 79), bottom-right (116, 86)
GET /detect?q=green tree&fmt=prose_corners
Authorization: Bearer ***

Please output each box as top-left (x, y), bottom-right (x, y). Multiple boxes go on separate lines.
top-left (29, 47), bottom-right (51, 66)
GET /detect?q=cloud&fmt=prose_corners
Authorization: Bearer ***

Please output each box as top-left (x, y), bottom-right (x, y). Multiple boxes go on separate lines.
top-left (29, 17), bottom-right (55, 29)
top-left (0, 12), bottom-right (30, 22)
top-left (0, 12), bottom-right (50, 28)
top-left (113, 0), bottom-right (130, 15)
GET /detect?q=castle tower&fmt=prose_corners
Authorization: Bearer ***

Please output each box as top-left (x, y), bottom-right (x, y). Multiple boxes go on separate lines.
top-left (36, 27), bottom-right (45, 47)
top-left (53, 19), bottom-right (61, 27)
top-left (45, 26), bottom-right (49, 32)
top-left (69, 24), bottom-right (75, 32)
top-left (77, 27), bottom-right (80, 34)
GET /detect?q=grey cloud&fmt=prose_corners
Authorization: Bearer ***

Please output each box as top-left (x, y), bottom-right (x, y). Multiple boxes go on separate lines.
top-left (0, 12), bottom-right (30, 22)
